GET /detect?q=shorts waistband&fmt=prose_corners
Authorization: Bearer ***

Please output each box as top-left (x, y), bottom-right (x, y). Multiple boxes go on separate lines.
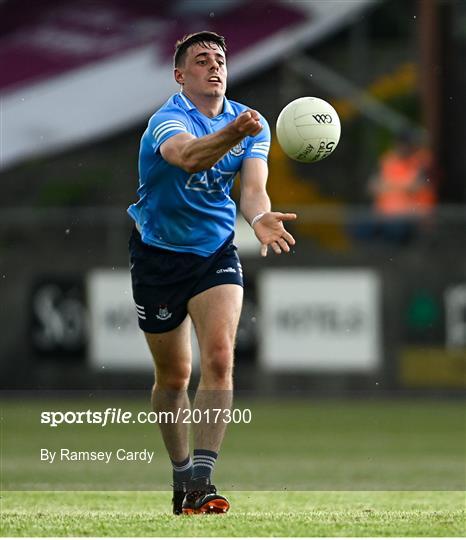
top-left (132, 225), bottom-right (235, 257)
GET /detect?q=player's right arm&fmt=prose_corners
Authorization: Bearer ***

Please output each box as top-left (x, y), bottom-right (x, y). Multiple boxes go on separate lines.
top-left (160, 111), bottom-right (262, 173)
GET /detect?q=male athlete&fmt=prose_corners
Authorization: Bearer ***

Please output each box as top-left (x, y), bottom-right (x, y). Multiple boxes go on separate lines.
top-left (128, 31), bottom-right (296, 515)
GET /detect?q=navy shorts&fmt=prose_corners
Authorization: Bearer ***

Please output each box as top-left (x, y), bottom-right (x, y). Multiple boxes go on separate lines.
top-left (129, 228), bottom-right (243, 333)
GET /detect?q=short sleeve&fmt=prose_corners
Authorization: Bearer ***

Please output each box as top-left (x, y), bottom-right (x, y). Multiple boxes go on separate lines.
top-left (148, 110), bottom-right (190, 153)
top-left (243, 115), bottom-right (271, 162)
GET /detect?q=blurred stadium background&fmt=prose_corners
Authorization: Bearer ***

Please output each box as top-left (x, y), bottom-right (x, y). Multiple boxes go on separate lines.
top-left (1, 0), bottom-right (465, 496)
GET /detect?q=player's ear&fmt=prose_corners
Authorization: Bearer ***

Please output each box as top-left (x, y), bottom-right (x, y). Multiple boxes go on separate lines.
top-left (174, 68), bottom-right (184, 86)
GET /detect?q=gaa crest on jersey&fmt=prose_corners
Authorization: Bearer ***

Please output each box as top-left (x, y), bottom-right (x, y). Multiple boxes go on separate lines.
top-left (156, 305), bottom-right (172, 321)
top-left (230, 142), bottom-right (245, 157)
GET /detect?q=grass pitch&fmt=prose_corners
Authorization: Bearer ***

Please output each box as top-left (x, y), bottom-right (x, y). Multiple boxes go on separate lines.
top-left (1, 397), bottom-right (465, 536)
top-left (1, 490), bottom-right (465, 537)
top-left (2, 398), bottom-right (464, 491)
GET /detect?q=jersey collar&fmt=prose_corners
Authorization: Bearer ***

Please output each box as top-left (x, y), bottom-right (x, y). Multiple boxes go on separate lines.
top-left (178, 92), bottom-right (235, 118)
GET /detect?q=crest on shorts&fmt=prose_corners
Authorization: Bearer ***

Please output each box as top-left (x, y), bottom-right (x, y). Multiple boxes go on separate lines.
top-left (156, 304), bottom-right (172, 321)
top-left (230, 142), bottom-right (245, 157)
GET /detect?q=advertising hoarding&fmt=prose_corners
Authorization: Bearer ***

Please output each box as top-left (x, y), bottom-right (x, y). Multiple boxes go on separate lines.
top-left (259, 269), bottom-right (381, 371)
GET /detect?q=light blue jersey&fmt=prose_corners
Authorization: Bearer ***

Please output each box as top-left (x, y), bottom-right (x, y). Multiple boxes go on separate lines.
top-left (127, 92), bottom-right (271, 256)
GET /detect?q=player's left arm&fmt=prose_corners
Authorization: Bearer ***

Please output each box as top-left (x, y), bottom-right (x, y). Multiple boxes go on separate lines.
top-left (239, 158), bottom-right (297, 256)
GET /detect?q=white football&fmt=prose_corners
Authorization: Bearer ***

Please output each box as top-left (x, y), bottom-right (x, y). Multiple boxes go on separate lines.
top-left (276, 97), bottom-right (341, 163)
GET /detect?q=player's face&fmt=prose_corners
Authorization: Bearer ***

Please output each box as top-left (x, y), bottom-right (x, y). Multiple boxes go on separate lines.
top-left (176, 42), bottom-right (227, 99)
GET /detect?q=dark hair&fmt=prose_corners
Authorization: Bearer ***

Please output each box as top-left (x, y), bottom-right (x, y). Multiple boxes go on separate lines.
top-left (174, 31), bottom-right (227, 67)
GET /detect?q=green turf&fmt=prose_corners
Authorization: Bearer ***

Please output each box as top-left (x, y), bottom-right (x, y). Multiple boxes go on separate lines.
top-left (1, 490), bottom-right (464, 537)
top-left (1, 398), bottom-right (464, 491)
top-left (1, 398), bottom-right (465, 536)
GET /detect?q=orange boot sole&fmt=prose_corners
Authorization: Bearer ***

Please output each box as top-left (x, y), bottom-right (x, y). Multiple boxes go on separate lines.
top-left (183, 498), bottom-right (230, 514)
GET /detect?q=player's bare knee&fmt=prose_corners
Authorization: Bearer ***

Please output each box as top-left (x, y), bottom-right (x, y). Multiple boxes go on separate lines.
top-left (155, 364), bottom-right (191, 391)
top-left (203, 343), bottom-right (233, 384)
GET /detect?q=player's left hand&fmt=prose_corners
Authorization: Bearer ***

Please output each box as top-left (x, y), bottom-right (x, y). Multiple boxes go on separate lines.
top-left (252, 212), bottom-right (297, 256)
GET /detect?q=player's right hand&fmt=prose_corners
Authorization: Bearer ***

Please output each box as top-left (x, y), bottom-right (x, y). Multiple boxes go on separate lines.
top-left (233, 110), bottom-right (263, 137)
top-left (252, 211), bottom-right (297, 257)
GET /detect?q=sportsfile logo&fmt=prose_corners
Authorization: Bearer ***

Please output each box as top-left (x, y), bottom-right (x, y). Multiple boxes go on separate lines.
top-left (40, 407), bottom-right (252, 427)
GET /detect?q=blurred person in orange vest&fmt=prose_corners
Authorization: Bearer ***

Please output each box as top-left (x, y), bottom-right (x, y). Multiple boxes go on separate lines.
top-left (368, 130), bottom-right (436, 243)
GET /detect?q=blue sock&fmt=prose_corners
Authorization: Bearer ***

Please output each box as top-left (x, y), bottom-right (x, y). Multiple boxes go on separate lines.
top-left (171, 456), bottom-right (193, 485)
top-left (192, 449), bottom-right (218, 480)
